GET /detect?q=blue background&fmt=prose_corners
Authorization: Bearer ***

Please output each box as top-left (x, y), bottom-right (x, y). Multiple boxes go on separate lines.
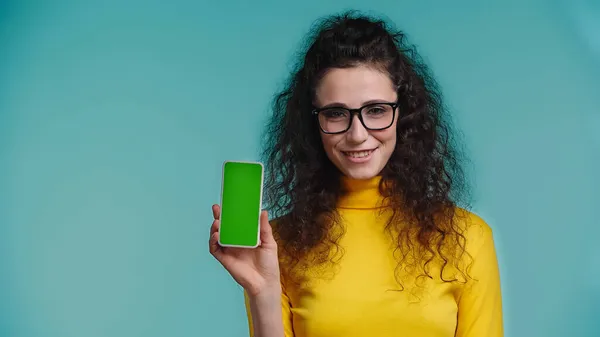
top-left (1, 0), bottom-right (598, 336)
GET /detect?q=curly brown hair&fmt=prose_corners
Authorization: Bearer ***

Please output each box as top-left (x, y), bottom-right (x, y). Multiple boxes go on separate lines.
top-left (261, 11), bottom-right (472, 288)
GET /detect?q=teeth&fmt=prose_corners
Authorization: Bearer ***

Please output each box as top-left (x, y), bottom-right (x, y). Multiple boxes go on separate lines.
top-left (344, 150), bottom-right (372, 158)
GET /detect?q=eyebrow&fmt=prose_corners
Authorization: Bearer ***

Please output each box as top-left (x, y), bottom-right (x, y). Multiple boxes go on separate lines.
top-left (319, 99), bottom-right (395, 109)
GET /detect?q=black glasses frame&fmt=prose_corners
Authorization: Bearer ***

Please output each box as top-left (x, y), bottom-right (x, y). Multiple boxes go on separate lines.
top-left (311, 102), bottom-right (399, 134)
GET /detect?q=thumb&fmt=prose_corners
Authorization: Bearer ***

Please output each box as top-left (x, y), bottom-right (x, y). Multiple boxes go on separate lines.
top-left (259, 210), bottom-right (276, 245)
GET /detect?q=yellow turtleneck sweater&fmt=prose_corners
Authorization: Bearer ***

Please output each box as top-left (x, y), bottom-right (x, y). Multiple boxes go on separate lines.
top-left (245, 176), bottom-right (503, 337)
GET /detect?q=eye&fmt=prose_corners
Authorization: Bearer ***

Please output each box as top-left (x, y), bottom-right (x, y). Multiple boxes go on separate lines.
top-left (321, 109), bottom-right (348, 119)
top-left (365, 105), bottom-right (389, 116)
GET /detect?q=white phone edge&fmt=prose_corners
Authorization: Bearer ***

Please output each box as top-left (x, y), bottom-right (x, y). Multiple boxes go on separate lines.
top-left (217, 160), bottom-right (263, 249)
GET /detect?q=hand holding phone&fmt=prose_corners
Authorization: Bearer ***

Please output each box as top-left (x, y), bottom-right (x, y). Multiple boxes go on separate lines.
top-left (208, 161), bottom-right (282, 297)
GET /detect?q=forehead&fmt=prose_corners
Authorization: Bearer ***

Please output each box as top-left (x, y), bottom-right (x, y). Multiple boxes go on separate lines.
top-left (314, 65), bottom-right (396, 107)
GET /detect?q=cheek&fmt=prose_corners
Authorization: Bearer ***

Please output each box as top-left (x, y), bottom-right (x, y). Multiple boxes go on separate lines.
top-left (376, 129), bottom-right (398, 161)
top-left (378, 128), bottom-right (397, 147)
top-left (320, 134), bottom-right (340, 155)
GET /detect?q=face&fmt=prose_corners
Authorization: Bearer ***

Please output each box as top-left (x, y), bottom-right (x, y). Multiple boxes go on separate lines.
top-left (314, 65), bottom-right (399, 180)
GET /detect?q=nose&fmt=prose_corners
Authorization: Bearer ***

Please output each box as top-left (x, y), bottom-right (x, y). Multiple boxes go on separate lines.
top-left (346, 115), bottom-right (369, 144)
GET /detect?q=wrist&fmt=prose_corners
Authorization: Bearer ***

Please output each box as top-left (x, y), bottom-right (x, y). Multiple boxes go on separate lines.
top-left (247, 286), bottom-right (284, 337)
top-left (247, 284), bottom-right (282, 309)
top-left (245, 277), bottom-right (282, 297)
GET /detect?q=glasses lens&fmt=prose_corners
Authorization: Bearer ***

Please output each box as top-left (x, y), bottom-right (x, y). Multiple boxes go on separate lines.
top-left (318, 108), bottom-right (350, 133)
top-left (316, 104), bottom-right (395, 133)
top-left (361, 104), bottom-right (394, 130)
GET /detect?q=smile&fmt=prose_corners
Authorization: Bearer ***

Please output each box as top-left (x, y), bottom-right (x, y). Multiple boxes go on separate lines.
top-left (343, 150), bottom-right (374, 158)
top-left (342, 149), bottom-right (376, 159)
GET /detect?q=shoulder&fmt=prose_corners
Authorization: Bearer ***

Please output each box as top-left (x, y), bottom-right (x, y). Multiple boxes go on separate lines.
top-left (452, 207), bottom-right (495, 254)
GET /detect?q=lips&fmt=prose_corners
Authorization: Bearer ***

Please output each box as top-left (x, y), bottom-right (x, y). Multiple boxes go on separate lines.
top-left (341, 149), bottom-right (376, 159)
top-left (342, 149), bottom-right (375, 158)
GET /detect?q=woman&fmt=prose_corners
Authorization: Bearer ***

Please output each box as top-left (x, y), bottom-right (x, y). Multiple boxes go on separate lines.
top-left (209, 12), bottom-right (503, 337)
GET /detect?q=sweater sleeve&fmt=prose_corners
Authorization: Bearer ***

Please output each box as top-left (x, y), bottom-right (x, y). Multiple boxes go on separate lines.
top-left (244, 284), bottom-right (295, 337)
top-left (455, 214), bottom-right (504, 337)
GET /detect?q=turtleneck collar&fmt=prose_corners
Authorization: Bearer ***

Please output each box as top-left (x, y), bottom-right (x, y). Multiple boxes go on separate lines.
top-left (337, 175), bottom-right (388, 209)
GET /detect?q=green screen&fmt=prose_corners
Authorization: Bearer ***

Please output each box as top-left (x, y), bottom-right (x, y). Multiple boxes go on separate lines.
top-left (219, 162), bottom-right (263, 247)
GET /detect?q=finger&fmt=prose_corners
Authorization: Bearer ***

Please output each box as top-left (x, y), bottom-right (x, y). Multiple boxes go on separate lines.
top-left (210, 219), bottom-right (220, 235)
top-left (209, 232), bottom-right (233, 268)
top-left (209, 231), bottom-right (221, 257)
top-left (212, 204), bottom-right (220, 220)
top-left (258, 210), bottom-right (276, 245)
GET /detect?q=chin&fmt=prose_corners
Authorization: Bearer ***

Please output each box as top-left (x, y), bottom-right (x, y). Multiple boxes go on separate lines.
top-left (332, 152), bottom-right (385, 180)
top-left (341, 166), bottom-right (382, 180)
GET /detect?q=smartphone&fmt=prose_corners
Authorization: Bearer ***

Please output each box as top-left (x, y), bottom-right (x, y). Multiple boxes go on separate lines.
top-left (218, 161), bottom-right (264, 248)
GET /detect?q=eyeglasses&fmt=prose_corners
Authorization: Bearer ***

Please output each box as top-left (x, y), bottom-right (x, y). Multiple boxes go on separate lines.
top-left (312, 102), bottom-right (398, 134)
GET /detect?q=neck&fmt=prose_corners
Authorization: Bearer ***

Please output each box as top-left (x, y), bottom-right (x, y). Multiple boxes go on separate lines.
top-left (337, 175), bottom-right (388, 209)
